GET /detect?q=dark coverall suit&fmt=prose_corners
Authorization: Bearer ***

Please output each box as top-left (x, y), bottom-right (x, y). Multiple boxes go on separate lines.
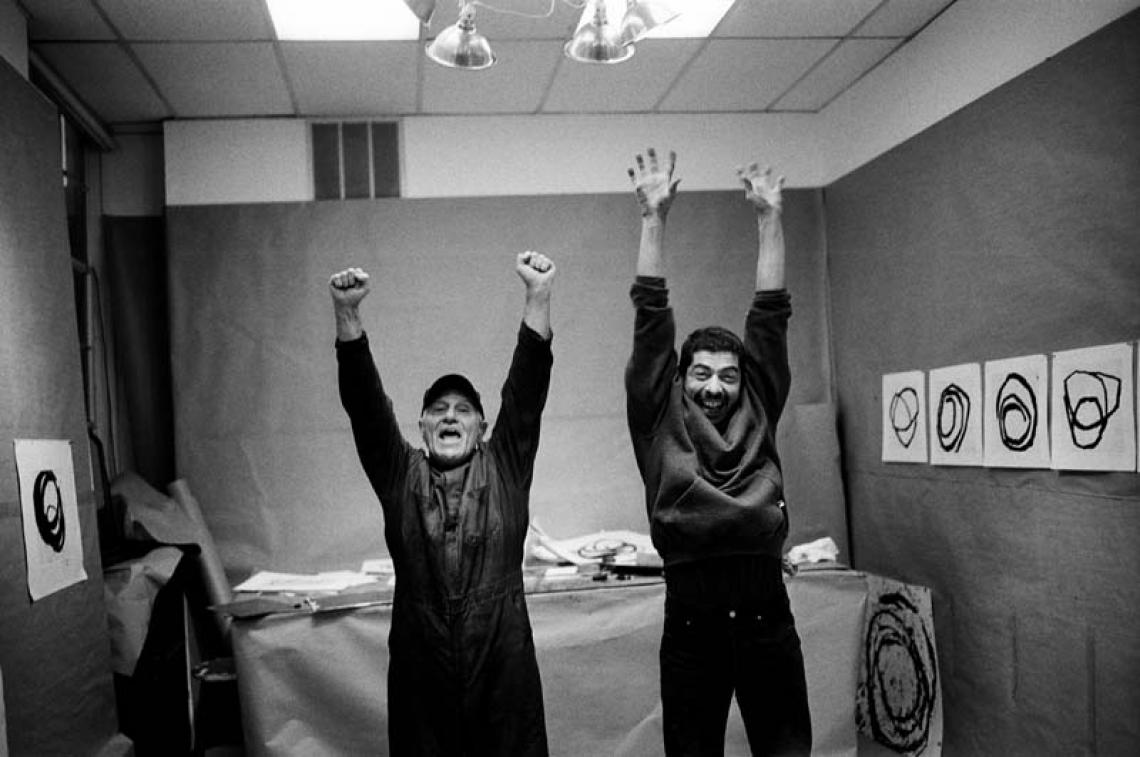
top-left (336, 323), bottom-right (551, 756)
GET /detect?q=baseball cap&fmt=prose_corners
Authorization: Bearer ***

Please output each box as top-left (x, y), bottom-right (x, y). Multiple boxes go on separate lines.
top-left (421, 374), bottom-right (484, 417)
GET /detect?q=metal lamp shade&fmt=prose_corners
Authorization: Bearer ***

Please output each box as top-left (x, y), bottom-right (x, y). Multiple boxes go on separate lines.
top-left (425, 6), bottom-right (496, 69)
top-left (565, 1), bottom-right (635, 64)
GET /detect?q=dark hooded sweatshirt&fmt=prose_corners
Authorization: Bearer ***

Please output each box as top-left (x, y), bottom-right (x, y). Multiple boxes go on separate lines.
top-left (626, 276), bottom-right (792, 609)
top-left (337, 323), bottom-right (551, 756)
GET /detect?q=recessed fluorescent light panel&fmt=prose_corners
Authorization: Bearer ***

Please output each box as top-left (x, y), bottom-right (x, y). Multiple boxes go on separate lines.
top-left (267, 0), bottom-right (422, 41)
top-left (593, 0), bottom-right (735, 39)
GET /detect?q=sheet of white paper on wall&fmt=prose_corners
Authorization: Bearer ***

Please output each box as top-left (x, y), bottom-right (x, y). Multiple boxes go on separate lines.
top-left (14, 439), bottom-right (87, 601)
top-left (882, 371), bottom-right (928, 463)
top-left (927, 363), bottom-right (983, 466)
top-left (1049, 342), bottom-right (1136, 471)
top-left (983, 355), bottom-right (1050, 468)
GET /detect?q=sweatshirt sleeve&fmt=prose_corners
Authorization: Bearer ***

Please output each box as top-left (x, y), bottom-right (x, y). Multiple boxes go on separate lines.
top-left (625, 276), bottom-right (677, 436)
top-left (336, 332), bottom-right (411, 503)
top-left (742, 289), bottom-right (792, 425)
top-left (487, 322), bottom-right (553, 488)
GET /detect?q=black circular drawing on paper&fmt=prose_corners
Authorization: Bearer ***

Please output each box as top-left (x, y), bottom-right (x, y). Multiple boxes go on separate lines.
top-left (1063, 370), bottom-right (1121, 449)
top-left (577, 538), bottom-right (636, 560)
top-left (33, 469), bottom-right (66, 553)
top-left (861, 591), bottom-right (938, 754)
top-left (889, 387), bottom-right (920, 448)
top-left (936, 383), bottom-right (970, 453)
top-left (996, 373), bottom-right (1037, 451)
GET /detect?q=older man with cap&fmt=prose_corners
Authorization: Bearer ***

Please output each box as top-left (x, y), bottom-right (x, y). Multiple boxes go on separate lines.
top-left (329, 250), bottom-right (555, 756)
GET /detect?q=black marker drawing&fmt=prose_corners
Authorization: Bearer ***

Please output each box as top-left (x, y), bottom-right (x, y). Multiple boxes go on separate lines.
top-left (889, 387), bottom-right (920, 448)
top-left (996, 373), bottom-right (1037, 451)
top-left (1062, 370), bottom-right (1121, 449)
top-left (33, 469), bottom-right (66, 553)
top-left (577, 538), bottom-right (636, 560)
top-left (857, 588), bottom-right (939, 755)
top-left (936, 383), bottom-right (970, 453)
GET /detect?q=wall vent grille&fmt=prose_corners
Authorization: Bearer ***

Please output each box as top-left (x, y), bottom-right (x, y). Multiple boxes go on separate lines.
top-left (311, 121), bottom-right (400, 200)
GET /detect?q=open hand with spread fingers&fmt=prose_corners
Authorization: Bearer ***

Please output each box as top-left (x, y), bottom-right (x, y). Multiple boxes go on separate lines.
top-left (738, 163), bottom-right (784, 218)
top-left (628, 148), bottom-right (680, 220)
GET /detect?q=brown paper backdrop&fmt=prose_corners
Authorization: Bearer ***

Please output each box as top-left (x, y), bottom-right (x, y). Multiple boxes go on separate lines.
top-left (825, 11), bottom-right (1140, 755)
top-left (166, 188), bottom-right (842, 579)
top-left (0, 58), bottom-right (120, 755)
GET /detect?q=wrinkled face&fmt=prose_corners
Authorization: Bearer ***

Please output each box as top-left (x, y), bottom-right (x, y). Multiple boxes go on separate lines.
top-left (684, 350), bottom-right (742, 425)
top-left (419, 391), bottom-right (487, 469)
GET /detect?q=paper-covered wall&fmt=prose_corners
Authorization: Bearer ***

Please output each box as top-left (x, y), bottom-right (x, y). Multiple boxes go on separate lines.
top-left (0, 57), bottom-right (120, 755)
top-left (825, 11), bottom-right (1140, 755)
top-left (166, 188), bottom-right (840, 578)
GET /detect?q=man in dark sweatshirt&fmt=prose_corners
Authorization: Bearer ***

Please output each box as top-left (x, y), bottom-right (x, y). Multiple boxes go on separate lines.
top-left (625, 149), bottom-right (811, 756)
top-left (330, 251), bottom-right (555, 756)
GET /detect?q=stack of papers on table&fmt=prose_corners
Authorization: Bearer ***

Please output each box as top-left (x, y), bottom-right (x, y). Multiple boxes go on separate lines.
top-left (233, 570), bottom-right (377, 593)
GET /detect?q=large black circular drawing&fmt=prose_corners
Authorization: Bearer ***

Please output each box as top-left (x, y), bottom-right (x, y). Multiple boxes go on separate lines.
top-left (889, 387), bottom-right (920, 448)
top-left (1063, 370), bottom-right (1121, 450)
top-left (996, 373), bottom-right (1037, 451)
top-left (862, 591), bottom-right (938, 754)
top-left (936, 383), bottom-right (970, 453)
top-left (33, 469), bottom-right (66, 553)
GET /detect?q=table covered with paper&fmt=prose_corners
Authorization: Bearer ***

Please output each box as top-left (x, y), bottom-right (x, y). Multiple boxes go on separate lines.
top-left (222, 530), bottom-right (869, 757)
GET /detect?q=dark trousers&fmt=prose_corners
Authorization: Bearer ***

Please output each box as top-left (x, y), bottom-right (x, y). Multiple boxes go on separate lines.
top-left (660, 595), bottom-right (812, 757)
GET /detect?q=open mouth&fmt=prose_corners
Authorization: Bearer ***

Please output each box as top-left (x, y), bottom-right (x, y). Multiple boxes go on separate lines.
top-left (438, 428), bottom-right (463, 441)
top-left (699, 397), bottom-right (726, 414)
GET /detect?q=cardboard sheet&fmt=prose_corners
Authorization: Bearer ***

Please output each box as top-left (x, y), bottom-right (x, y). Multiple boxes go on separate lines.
top-left (103, 546), bottom-right (184, 676)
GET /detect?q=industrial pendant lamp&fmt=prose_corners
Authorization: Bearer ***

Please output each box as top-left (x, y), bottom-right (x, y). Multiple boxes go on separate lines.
top-left (619, 0), bottom-right (680, 46)
top-left (565, 0), bottom-right (634, 64)
top-left (425, 3), bottom-right (496, 70)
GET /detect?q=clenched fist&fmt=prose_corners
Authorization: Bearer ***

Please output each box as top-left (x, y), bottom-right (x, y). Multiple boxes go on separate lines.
top-left (329, 267), bottom-right (371, 308)
top-left (516, 251), bottom-right (556, 294)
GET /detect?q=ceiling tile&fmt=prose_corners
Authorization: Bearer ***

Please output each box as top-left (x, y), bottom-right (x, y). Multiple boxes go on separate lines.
top-left (715, 0), bottom-right (882, 38)
top-left (422, 41), bottom-right (562, 115)
top-left (425, 1), bottom-right (581, 41)
top-left (21, 0), bottom-right (116, 41)
top-left (773, 38), bottom-right (899, 111)
top-left (99, 0), bottom-right (273, 40)
top-left (543, 39), bottom-right (703, 113)
top-left (856, 0), bottom-right (953, 37)
top-left (32, 42), bottom-right (169, 123)
top-left (281, 42), bottom-right (420, 116)
top-left (660, 39), bottom-right (833, 112)
top-left (133, 42), bottom-right (292, 117)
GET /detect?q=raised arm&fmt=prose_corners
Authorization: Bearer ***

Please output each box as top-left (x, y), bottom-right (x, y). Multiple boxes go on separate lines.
top-left (517, 251), bottom-right (555, 340)
top-left (738, 163), bottom-right (786, 292)
top-left (330, 267), bottom-right (410, 500)
top-left (737, 165), bottom-right (792, 420)
top-left (625, 149), bottom-right (680, 437)
top-left (628, 148), bottom-right (680, 279)
top-left (490, 253), bottom-right (556, 485)
top-left (331, 267), bottom-right (369, 341)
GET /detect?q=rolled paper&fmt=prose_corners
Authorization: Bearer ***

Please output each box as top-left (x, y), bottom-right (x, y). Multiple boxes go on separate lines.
top-left (168, 479), bottom-right (233, 642)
